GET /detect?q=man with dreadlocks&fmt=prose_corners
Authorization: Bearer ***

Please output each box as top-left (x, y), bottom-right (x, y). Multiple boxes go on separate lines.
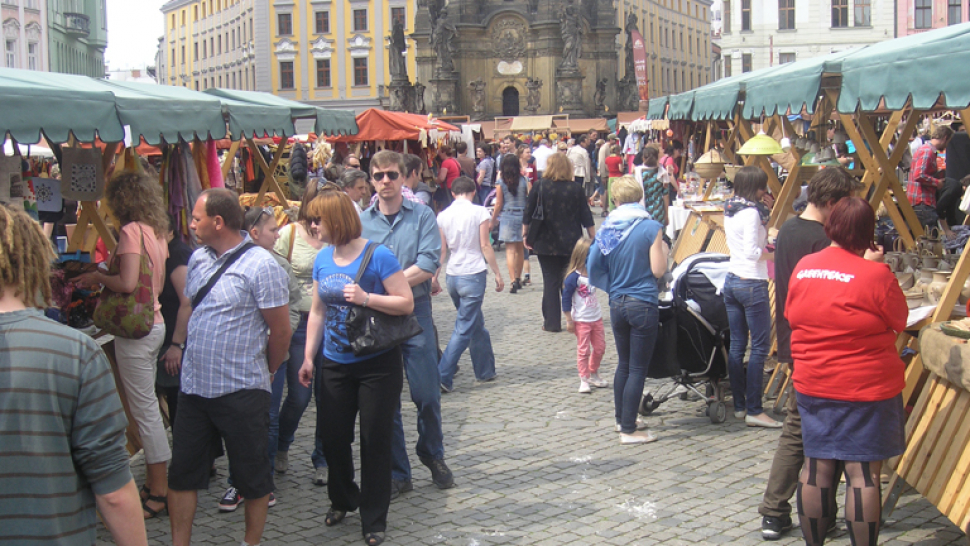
top-left (0, 205), bottom-right (148, 546)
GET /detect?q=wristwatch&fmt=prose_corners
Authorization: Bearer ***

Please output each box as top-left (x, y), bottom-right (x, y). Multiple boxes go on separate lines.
top-left (174, 342), bottom-right (186, 351)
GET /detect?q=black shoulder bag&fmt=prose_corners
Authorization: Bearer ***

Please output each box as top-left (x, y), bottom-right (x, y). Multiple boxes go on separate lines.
top-left (526, 179), bottom-right (545, 247)
top-left (191, 243), bottom-right (256, 308)
top-left (345, 242), bottom-right (423, 357)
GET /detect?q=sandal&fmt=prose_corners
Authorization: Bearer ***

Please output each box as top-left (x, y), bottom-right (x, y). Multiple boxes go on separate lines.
top-left (363, 532), bottom-right (385, 546)
top-left (325, 508), bottom-right (347, 527)
top-left (139, 484), bottom-right (150, 501)
top-left (142, 494), bottom-right (168, 519)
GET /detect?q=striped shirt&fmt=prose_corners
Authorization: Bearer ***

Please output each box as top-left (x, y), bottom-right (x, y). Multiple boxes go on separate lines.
top-left (182, 234), bottom-right (289, 398)
top-left (0, 309), bottom-right (132, 545)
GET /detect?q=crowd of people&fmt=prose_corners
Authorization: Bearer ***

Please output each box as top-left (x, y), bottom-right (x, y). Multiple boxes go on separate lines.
top-left (1, 120), bottom-right (936, 546)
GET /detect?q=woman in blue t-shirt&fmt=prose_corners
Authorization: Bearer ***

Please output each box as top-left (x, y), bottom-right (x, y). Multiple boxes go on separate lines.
top-left (297, 188), bottom-right (412, 546)
top-left (587, 175), bottom-right (667, 446)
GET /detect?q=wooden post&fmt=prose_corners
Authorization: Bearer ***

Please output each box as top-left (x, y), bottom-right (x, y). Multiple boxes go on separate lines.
top-left (221, 140), bottom-right (241, 184)
top-left (246, 138), bottom-right (290, 206)
top-left (768, 115), bottom-right (806, 229)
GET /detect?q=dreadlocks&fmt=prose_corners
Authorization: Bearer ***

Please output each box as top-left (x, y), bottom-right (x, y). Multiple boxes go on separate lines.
top-left (0, 205), bottom-right (55, 308)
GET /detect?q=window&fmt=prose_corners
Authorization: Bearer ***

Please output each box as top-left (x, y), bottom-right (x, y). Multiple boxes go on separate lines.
top-left (5, 40), bottom-right (15, 68)
top-left (316, 59), bottom-right (331, 87)
top-left (241, 21), bottom-right (246, 42)
top-left (779, 52), bottom-right (795, 64)
top-left (354, 57), bottom-right (368, 85)
top-left (202, 3), bottom-right (206, 17)
top-left (741, 0), bottom-right (751, 30)
top-left (218, 75), bottom-right (223, 87)
top-left (392, 7), bottom-right (406, 26)
top-left (181, 10), bottom-right (186, 26)
top-left (353, 9), bottom-right (367, 31)
top-left (195, 81), bottom-right (199, 90)
top-left (171, 14), bottom-right (176, 28)
top-left (725, 56), bottom-right (732, 77)
top-left (280, 61), bottom-right (294, 88)
top-left (315, 11), bottom-right (330, 33)
top-left (194, 6), bottom-right (198, 21)
top-left (194, 42), bottom-right (198, 60)
top-left (742, 53), bottom-right (752, 73)
top-left (203, 40), bottom-right (207, 58)
top-left (277, 13), bottom-right (292, 35)
top-left (217, 35), bottom-right (221, 54)
top-left (171, 47), bottom-right (175, 66)
top-left (232, 72), bottom-right (236, 88)
top-left (181, 45), bottom-right (185, 64)
top-left (779, 0), bottom-right (795, 29)
top-left (27, 42), bottom-right (36, 70)
top-left (948, 0), bottom-right (961, 24)
top-left (832, 0), bottom-right (849, 27)
top-left (915, 0), bottom-right (932, 28)
top-left (231, 30), bottom-right (235, 49)
top-left (723, 0), bottom-right (731, 32)
top-left (855, 0), bottom-right (871, 26)
top-left (688, 31), bottom-right (692, 53)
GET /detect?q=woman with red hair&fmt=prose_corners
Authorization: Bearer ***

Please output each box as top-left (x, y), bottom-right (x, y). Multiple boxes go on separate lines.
top-left (785, 197), bottom-right (906, 546)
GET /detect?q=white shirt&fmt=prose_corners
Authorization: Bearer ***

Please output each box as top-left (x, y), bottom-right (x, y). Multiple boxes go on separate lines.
top-left (436, 199), bottom-right (491, 277)
top-left (533, 144), bottom-right (554, 172)
top-left (566, 145), bottom-right (590, 178)
top-left (724, 207), bottom-right (769, 280)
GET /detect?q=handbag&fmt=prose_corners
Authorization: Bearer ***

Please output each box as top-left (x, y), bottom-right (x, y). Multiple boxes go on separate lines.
top-left (93, 227), bottom-right (155, 339)
top-left (526, 180), bottom-right (545, 247)
top-left (344, 242), bottom-right (423, 357)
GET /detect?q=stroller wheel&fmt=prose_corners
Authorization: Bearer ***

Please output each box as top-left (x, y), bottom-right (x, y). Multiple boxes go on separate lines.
top-left (639, 394), bottom-right (661, 416)
top-left (708, 401), bottom-right (727, 424)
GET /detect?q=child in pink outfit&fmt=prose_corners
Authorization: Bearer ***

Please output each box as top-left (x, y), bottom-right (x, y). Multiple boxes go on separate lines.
top-left (562, 239), bottom-right (608, 393)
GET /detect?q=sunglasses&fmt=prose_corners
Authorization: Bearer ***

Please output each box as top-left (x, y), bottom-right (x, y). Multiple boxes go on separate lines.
top-left (373, 170), bottom-right (401, 181)
top-left (248, 207), bottom-right (274, 231)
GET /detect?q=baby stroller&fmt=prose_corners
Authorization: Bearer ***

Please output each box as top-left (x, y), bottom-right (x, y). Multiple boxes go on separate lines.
top-left (639, 253), bottom-right (732, 424)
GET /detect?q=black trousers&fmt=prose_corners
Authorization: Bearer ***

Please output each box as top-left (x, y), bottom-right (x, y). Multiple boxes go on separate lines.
top-left (537, 254), bottom-right (571, 332)
top-left (318, 347), bottom-right (403, 535)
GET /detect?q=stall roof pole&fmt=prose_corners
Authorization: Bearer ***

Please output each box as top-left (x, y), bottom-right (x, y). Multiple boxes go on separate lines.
top-left (247, 138), bottom-right (289, 208)
top-left (221, 140), bottom-right (241, 191)
top-left (768, 115), bottom-right (806, 229)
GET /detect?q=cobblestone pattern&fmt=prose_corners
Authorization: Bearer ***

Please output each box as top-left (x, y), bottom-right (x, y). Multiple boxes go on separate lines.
top-left (105, 244), bottom-right (963, 546)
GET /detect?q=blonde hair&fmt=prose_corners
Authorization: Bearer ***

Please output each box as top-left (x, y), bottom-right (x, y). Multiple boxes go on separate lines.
top-left (565, 238), bottom-right (592, 280)
top-left (544, 153), bottom-right (574, 182)
top-left (0, 205), bottom-right (55, 307)
top-left (611, 175), bottom-right (643, 206)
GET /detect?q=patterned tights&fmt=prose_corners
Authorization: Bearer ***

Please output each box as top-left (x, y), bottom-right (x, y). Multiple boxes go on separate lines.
top-left (796, 458), bottom-right (882, 546)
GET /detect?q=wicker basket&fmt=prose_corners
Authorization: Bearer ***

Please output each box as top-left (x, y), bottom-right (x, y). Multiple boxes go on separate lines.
top-left (695, 162), bottom-right (725, 179)
top-left (723, 164), bottom-right (742, 182)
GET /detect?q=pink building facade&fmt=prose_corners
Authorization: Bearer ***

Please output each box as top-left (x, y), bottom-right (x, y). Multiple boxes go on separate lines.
top-left (898, 0), bottom-right (970, 36)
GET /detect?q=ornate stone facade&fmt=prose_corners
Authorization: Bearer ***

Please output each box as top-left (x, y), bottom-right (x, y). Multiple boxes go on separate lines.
top-left (411, 0), bottom-right (620, 119)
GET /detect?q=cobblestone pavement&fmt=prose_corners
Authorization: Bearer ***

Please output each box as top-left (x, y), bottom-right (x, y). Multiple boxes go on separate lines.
top-left (108, 244), bottom-right (964, 546)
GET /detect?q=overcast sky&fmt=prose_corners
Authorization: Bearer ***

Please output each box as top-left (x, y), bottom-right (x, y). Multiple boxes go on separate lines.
top-left (105, 0), bottom-right (168, 70)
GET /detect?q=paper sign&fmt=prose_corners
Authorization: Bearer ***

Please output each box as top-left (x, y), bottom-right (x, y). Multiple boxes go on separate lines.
top-left (32, 176), bottom-right (63, 212)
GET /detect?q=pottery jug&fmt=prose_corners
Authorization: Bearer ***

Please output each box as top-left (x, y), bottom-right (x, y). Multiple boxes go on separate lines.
top-left (927, 271), bottom-right (950, 304)
top-left (961, 277), bottom-right (970, 306)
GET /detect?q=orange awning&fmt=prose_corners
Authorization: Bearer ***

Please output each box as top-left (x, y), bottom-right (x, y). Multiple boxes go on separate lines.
top-left (328, 109), bottom-right (459, 142)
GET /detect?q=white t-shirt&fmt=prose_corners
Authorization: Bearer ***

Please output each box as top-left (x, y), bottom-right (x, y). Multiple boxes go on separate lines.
top-left (533, 145), bottom-right (554, 172)
top-left (436, 199), bottom-right (491, 277)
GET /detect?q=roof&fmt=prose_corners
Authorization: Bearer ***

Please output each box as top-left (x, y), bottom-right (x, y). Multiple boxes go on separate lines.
top-left (509, 115), bottom-right (556, 132)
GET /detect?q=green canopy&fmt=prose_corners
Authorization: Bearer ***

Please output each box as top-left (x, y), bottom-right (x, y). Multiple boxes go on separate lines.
top-left (837, 22), bottom-right (970, 113)
top-left (0, 69), bottom-right (122, 144)
top-left (690, 69), bottom-right (771, 121)
top-left (100, 80), bottom-right (228, 145)
top-left (646, 96), bottom-right (668, 120)
top-left (204, 88), bottom-right (358, 136)
top-left (667, 91), bottom-right (695, 120)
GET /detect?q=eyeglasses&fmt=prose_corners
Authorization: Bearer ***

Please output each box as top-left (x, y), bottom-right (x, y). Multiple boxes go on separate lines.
top-left (248, 207), bottom-right (273, 231)
top-left (373, 170), bottom-right (401, 181)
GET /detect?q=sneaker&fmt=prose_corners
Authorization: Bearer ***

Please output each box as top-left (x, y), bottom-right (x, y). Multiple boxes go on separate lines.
top-left (746, 413), bottom-right (783, 428)
top-left (275, 450), bottom-right (288, 474)
top-left (619, 430), bottom-right (657, 444)
top-left (588, 372), bottom-right (608, 388)
top-left (615, 418), bottom-right (649, 432)
top-left (267, 492), bottom-right (277, 508)
top-left (313, 467), bottom-right (328, 486)
top-left (419, 457), bottom-right (455, 489)
top-left (218, 487), bottom-right (244, 512)
top-left (761, 515), bottom-right (793, 540)
top-left (389, 478), bottom-right (413, 500)
top-left (578, 379), bottom-right (592, 393)
top-left (440, 383), bottom-right (453, 394)
top-left (734, 410), bottom-right (747, 419)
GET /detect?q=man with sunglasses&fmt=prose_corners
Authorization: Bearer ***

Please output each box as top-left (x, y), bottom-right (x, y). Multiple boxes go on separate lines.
top-left (361, 150), bottom-right (454, 499)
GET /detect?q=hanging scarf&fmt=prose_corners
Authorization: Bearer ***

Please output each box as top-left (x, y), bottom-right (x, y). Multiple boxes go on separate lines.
top-left (724, 195), bottom-right (770, 226)
top-left (595, 203), bottom-right (653, 256)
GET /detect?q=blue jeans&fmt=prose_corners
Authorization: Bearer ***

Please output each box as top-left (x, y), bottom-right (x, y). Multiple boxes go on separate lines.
top-left (268, 316), bottom-right (322, 469)
top-left (438, 271), bottom-right (496, 389)
top-left (391, 296), bottom-right (444, 481)
top-left (609, 296), bottom-right (659, 434)
top-left (478, 185), bottom-right (493, 206)
top-left (723, 274), bottom-right (771, 416)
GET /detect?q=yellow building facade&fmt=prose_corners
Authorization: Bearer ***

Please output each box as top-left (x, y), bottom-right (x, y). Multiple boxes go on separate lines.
top-left (158, 0), bottom-right (416, 112)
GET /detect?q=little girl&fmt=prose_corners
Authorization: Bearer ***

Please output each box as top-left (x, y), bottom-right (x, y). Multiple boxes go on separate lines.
top-left (562, 238), bottom-right (608, 393)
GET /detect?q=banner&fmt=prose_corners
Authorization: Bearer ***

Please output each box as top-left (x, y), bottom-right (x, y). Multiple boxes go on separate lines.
top-left (631, 30), bottom-right (649, 102)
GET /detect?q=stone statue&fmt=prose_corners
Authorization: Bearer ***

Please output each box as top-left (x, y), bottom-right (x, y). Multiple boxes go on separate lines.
top-left (428, 0), bottom-right (444, 31)
top-left (431, 7), bottom-right (458, 73)
top-left (414, 81), bottom-right (426, 114)
top-left (525, 77), bottom-right (543, 113)
top-left (528, 0), bottom-right (539, 14)
top-left (559, 0), bottom-right (583, 72)
top-left (582, 0), bottom-right (598, 27)
top-left (623, 12), bottom-right (638, 83)
top-left (391, 85), bottom-right (409, 111)
top-left (388, 19), bottom-right (408, 81)
top-left (594, 77), bottom-right (607, 110)
top-left (468, 78), bottom-right (487, 120)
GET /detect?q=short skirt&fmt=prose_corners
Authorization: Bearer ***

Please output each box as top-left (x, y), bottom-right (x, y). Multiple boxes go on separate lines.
top-left (796, 391), bottom-right (906, 461)
top-left (499, 209), bottom-right (524, 242)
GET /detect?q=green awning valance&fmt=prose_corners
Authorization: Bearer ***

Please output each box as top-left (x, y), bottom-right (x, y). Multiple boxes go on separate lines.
top-left (667, 92), bottom-right (694, 120)
top-left (646, 96), bottom-right (668, 120)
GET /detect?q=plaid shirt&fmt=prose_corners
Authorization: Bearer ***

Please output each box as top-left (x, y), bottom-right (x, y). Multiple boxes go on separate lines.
top-left (182, 234), bottom-right (289, 398)
top-left (907, 143), bottom-right (942, 207)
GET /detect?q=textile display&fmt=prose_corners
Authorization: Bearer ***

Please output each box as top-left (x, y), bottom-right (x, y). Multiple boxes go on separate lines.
top-left (60, 147), bottom-right (105, 201)
top-left (0, 155), bottom-right (21, 206)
